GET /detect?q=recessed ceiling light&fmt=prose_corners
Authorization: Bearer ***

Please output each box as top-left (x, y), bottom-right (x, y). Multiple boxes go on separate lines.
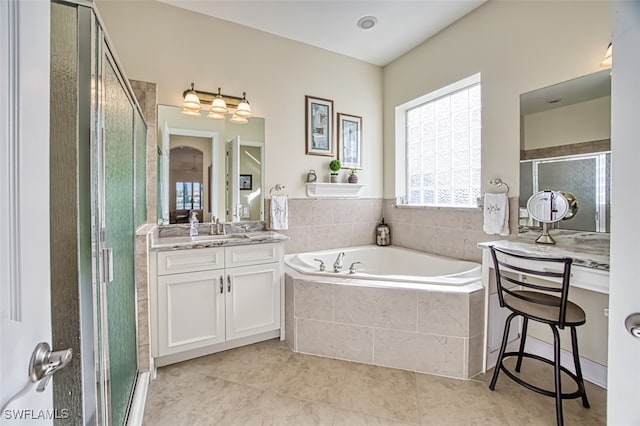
top-left (357, 16), bottom-right (377, 30)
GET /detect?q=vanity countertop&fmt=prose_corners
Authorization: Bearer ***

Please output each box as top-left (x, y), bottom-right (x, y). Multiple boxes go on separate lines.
top-left (478, 239), bottom-right (610, 271)
top-left (150, 230), bottom-right (288, 251)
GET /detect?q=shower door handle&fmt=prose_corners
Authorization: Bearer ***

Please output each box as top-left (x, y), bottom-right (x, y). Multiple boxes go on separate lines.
top-left (101, 247), bottom-right (113, 283)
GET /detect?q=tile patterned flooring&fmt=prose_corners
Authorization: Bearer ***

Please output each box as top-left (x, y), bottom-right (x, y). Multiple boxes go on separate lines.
top-left (143, 339), bottom-right (606, 425)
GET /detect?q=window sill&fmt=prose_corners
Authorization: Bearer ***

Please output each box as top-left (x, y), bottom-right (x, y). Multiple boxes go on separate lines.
top-left (393, 203), bottom-right (480, 211)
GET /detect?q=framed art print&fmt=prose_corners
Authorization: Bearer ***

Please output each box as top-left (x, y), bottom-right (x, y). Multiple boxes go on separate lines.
top-left (305, 95), bottom-right (334, 156)
top-left (337, 113), bottom-right (362, 169)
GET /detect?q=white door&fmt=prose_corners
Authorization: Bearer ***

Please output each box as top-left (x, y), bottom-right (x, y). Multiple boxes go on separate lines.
top-left (225, 137), bottom-right (240, 222)
top-left (607, 1), bottom-right (640, 423)
top-left (0, 0), bottom-right (55, 421)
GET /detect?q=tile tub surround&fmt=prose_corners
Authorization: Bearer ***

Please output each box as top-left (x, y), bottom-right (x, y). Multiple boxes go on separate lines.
top-left (382, 198), bottom-right (520, 263)
top-left (285, 273), bottom-right (485, 379)
top-left (265, 198), bottom-right (383, 254)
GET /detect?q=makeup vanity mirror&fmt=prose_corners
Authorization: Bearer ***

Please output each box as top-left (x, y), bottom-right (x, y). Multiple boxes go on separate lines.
top-left (157, 105), bottom-right (265, 224)
top-left (519, 69), bottom-right (611, 233)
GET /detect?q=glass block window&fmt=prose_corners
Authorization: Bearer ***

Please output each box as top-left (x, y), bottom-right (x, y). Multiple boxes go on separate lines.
top-left (176, 181), bottom-right (201, 210)
top-left (403, 76), bottom-right (481, 207)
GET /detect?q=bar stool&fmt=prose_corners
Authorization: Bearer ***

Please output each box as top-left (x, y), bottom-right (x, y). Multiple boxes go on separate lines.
top-left (488, 246), bottom-right (590, 426)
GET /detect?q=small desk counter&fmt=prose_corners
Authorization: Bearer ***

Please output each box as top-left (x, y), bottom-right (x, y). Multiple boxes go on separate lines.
top-left (478, 237), bottom-right (610, 386)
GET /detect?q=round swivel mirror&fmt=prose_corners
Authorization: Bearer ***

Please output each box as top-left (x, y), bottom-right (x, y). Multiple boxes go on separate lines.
top-left (526, 191), bottom-right (570, 244)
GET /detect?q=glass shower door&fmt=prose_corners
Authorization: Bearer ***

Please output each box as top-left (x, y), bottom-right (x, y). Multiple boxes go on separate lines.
top-left (102, 51), bottom-right (138, 425)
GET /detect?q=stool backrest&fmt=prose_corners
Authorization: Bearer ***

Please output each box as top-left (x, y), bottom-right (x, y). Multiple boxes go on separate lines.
top-left (489, 246), bottom-right (573, 328)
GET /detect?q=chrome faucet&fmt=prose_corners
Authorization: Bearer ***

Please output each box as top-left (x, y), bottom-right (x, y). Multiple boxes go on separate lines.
top-left (333, 252), bottom-right (345, 272)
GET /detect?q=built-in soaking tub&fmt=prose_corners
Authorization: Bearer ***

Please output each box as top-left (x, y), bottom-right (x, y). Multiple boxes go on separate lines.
top-left (284, 245), bottom-right (485, 379)
top-left (285, 245), bottom-right (481, 288)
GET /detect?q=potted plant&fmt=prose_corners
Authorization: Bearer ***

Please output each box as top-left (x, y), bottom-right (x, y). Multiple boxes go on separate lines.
top-left (329, 159), bottom-right (341, 183)
top-left (347, 168), bottom-right (358, 184)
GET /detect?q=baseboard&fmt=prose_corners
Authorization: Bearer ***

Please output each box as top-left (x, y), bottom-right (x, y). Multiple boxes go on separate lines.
top-left (524, 337), bottom-right (607, 389)
top-left (126, 371), bottom-right (150, 426)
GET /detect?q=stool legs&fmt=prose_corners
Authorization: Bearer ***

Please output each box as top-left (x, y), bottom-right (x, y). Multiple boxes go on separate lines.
top-left (570, 326), bottom-right (590, 409)
top-left (516, 317), bottom-right (529, 372)
top-left (490, 312), bottom-right (518, 391)
top-left (550, 325), bottom-right (564, 426)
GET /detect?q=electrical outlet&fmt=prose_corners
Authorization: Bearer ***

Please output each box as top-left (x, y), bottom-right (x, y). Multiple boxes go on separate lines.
top-left (604, 308), bottom-right (609, 317)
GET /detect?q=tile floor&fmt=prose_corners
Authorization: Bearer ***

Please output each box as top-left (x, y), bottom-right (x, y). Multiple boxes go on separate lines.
top-left (143, 339), bottom-right (606, 425)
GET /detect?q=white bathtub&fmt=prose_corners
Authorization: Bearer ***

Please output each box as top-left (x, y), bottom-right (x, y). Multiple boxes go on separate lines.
top-left (285, 245), bottom-right (481, 287)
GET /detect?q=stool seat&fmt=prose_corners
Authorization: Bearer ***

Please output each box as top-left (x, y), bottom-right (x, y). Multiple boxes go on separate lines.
top-left (505, 291), bottom-right (586, 326)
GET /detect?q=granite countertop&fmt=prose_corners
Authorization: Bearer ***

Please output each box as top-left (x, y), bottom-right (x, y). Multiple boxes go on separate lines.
top-left (150, 221), bottom-right (288, 251)
top-left (477, 239), bottom-right (610, 271)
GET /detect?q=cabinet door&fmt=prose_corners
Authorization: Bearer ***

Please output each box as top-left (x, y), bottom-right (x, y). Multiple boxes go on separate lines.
top-left (157, 270), bottom-right (225, 356)
top-left (226, 263), bottom-right (281, 341)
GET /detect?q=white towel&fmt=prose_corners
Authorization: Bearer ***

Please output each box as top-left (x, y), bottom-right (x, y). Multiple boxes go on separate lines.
top-left (483, 193), bottom-right (510, 236)
top-left (270, 195), bottom-right (288, 230)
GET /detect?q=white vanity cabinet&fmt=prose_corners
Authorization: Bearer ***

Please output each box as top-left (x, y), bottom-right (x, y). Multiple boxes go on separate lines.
top-left (151, 242), bottom-right (284, 365)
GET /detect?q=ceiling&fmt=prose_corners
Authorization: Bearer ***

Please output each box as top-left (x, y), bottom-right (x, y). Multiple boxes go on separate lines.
top-left (158, 0), bottom-right (486, 66)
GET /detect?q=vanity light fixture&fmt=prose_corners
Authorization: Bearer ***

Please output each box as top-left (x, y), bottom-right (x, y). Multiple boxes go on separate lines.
top-left (234, 92), bottom-right (253, 118)
top-left (230, 114), bottom-right (248, 124)
top-left (180, 83), bottom-right (253, 123)
top-left (600, 42), bottom-right (612, 68)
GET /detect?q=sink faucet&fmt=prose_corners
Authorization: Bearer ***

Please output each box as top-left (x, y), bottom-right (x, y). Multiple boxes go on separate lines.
top-left (333, 252), bottom-right (345, 272)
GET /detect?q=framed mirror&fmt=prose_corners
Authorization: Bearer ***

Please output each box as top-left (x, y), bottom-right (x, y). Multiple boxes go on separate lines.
top-left (519, 69), bottom-right (611, 233)
top-left (157, 105), bottom-right (265, 224)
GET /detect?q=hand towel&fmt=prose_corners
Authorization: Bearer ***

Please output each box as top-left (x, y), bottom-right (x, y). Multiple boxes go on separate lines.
top-left (270, 195), bottom-right (288, 230)
top-left (483, 193), bottom-right (510, 236)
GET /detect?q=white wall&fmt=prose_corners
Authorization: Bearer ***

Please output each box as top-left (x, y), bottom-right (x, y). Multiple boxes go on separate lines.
top-left (96, 0), bottom-right (383, 198)
top-left (383, 1), bottom-right (612, 198)
top-left (523, 96), bottom-right (611, 150)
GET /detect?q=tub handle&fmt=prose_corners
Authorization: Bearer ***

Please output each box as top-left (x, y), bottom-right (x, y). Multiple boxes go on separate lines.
top-left (349, 262), bottom-right (362, 274)
top-left (313, 259), bottom-right (326, 272)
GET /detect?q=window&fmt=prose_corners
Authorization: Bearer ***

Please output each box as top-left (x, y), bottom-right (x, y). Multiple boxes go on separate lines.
top-left (396, 74), bottom-right (481, 208)
top-left (176, 181), bottom-right (201, 210)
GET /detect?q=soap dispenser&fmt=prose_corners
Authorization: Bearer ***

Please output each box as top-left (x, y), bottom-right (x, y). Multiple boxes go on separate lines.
top-left (189, 211), bottom-right (199, 237)
top-left (376, 218), bottom-right (391, 246)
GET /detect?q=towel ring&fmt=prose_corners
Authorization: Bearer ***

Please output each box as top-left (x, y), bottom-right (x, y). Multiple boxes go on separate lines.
top-left (489, 178), bottom-right (510, 195)
top-left (269, 184), bottom-right (286, 196)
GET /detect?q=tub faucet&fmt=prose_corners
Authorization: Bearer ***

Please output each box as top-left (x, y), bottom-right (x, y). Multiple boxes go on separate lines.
top-left (333, 252), bottom-right (345, 272)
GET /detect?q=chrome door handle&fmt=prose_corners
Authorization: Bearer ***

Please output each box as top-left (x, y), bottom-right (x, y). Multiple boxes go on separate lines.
top-left (29, 342), bottom-right (72, 392)
top-left (219, 276), bottom-right (224, 294)
top-left (625, 313), bottom-right (640, 339)
top-left (227, 275), bottom-right (231, 293)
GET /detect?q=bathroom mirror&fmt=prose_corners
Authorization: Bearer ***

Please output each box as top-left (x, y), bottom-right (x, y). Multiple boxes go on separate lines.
top-left (157, 105), bottom-right (265, 224)
top-left (519, 69), bottom-right (611, 233)
top-left (527, 191), bottom-right (569, 223)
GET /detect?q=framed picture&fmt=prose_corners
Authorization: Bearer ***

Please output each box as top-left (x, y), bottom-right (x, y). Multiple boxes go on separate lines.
top-left (337, 113), bottom-right (363, 169)
top-left (305, 95), bottom-right (334, 156)
top-left (239, 174), bottom-right (252, 190)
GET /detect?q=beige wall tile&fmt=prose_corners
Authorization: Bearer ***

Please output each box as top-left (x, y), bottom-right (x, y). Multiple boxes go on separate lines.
top-left (296, 318), bottom-right (373, 363)
top-left (334, 285), bottom-right (417, 331)
top-left (469, 289), bottom-right (485, 337)
top-left (374, 328), bottom-right (465, 378)
top-left (418, 291), bottom-right (469, 337)
top-left (285, 274), bottom-right (296, 350)
top-left (467, 333), bottom-right (484, 378)
top-left (294, 280), bottom-right (333, 321)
